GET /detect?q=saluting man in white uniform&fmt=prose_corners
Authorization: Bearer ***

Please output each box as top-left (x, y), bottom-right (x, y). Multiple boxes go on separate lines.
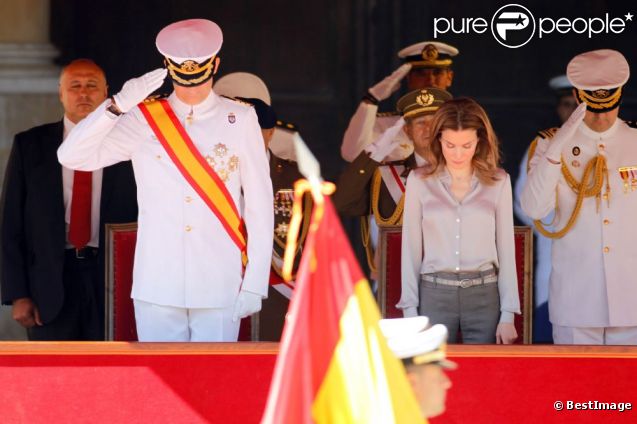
top-left (522, 49), bottom-right (637, 345)
top-left (58, 19), bottom-right (273, 342)
top-left (341, 41), bottom-right (458, 163)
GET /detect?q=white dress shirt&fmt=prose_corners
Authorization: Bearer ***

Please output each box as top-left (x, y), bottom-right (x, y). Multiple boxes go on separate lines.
top-left (62, 116), bottom-right (103, 248)
top-left (399, 168), bottom-right (520, 323)
top-left (58, 91), bottom-right (273, 309)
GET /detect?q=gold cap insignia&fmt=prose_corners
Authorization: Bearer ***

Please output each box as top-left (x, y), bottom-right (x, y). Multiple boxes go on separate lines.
top-left (421, 44), bottom-right (439, 62)
top-left (180, 60), bottom-right (200, 73)
top-left (592, 89), bottom-right (611, 99)
top-left (416, 90), bottom-right (434, 107)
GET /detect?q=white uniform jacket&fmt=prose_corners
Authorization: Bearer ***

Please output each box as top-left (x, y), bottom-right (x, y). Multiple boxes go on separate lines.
top-left (521, 119), bottom-right (637, 327)
top-left (341, 102), bottom-right (412, 162)
top-left (58, 91), bottom-right (274, 309)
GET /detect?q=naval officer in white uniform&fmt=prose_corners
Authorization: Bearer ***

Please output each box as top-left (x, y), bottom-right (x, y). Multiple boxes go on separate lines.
top-left (340, 41), bottom-right (458, 163)
top-left (58, 19), bottom-right (273, 342)
top-left (522, 49), bottom-right (637, 345)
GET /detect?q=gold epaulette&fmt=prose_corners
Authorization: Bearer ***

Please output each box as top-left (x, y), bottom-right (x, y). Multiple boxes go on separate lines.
top-left (376, 111), bottom-right (400, 118)
top-left (143, 94), bottom-right (168, 104)
top-left (537, 127), bottom-right (559, 140)
top-left (276, 119), bottom-right (298, 132)
top-left (624, 120), bottom-right (637, 129)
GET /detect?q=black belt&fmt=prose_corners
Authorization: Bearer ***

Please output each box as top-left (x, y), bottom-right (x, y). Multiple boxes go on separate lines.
top-left (65, 247), bottom-right (99, 260)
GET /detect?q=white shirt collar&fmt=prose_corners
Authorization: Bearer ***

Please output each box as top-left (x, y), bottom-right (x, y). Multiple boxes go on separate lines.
top-left (578, 117), bottom-right (621, 139)
top-left (414, 151), bottom-right (426, 167)
top-left (168, 89), bottom-right (219, 118)
top-left (63, 115), bottom-right (76, 140)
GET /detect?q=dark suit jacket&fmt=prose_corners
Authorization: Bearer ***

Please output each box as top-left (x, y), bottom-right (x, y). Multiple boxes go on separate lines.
top-left (332, 151), bottom-right (416, 218)
top-left (0, 121), bottom-right (138, 324)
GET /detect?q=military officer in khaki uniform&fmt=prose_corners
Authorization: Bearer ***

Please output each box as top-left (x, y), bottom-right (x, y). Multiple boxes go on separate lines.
top-left (58, 19), bottom-right (273, 342)
top-left (522, 49), bottom-right (637, 345)
top-left (341, 41), bottom-right (458, 163)
top-left (333, 88), bottom-right (452, 278)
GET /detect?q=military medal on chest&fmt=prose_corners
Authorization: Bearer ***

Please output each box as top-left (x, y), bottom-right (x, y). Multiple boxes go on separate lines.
top-left (204, 143), bottom-right (239, 182)
top-left (274, 189), bottom-right (294, 239)
top-left (618, 166), bottom-right (637, 193)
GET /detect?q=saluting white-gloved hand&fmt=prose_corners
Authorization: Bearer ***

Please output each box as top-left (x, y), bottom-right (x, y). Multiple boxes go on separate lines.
top-left (365, 117), bottom-right (406, 162)
top-left (113, 68), bottom-right (168, 113)
top-left (368, 64), bottom-right (412, 102)
top-left (545, 102), bottom-right (587, 163)
top-left (232, 290), bottom-right (263, 322)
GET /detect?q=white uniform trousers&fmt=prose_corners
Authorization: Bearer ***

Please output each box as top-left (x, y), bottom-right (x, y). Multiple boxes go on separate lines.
top-left (553, 324), bottom-right (637, 345)
top-left (134, 299), bottom-right (240, 342)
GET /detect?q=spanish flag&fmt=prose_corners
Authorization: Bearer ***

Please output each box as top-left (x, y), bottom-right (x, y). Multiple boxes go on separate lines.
top-left (261, 195), bottom-right (423, 423)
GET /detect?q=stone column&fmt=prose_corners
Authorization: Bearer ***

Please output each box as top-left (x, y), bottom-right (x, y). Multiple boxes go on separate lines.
top-left (0, 0), bottom-right (62, 340)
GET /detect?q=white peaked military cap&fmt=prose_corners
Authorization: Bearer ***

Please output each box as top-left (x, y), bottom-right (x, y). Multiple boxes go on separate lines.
top-left (398, 41), bottom-right (459, 68)
top-left (379, 318), bottom-right (457, 369)
top-left (214, 72), bottom-right (272, 105)
top-left (156, 18), bottom-right (223, 63)
top-left (548, 75), bottom-right (572, 92)
top-left (567, 49), bottom-right (629, 90)
top-left (567, 49), bottom-right (629, 113)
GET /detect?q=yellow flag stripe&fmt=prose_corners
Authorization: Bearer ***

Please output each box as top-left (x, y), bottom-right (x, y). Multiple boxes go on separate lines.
top-left (311, 280), bottom-right (423, 423)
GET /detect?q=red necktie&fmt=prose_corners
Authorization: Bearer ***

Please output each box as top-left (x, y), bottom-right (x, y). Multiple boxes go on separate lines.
top-left (68, 170), bottom-right (92, 249)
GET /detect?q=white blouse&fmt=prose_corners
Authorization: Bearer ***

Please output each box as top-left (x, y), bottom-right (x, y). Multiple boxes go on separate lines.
top-left (398, 167), bottom-right (520, 323)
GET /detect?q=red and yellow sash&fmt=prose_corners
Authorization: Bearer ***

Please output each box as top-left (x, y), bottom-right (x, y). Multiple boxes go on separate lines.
top-left (139, 99), bottom-right (247, 266)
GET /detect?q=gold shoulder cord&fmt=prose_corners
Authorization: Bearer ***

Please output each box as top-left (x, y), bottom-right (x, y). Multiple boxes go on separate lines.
top-left (534, 154), bottom-right (609, 239)
top-left (371, 168), bottom-right (405, 226)
top-left (360, 217), bottom-right (377, 273)
top-left (361, 168), bottom-right (406, 272)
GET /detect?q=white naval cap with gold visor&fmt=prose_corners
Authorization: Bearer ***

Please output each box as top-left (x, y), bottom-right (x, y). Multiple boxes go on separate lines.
top-left (567, 49), bottom-right (630, 113)
top-left (156, 18), bottom-right (223, 87)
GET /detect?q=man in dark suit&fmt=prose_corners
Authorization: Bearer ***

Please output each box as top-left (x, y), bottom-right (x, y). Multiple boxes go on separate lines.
top-left (0, 59), bottom-right (138, 340)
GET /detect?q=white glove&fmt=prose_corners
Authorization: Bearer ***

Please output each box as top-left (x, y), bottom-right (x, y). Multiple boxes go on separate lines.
top-left (545, 102), bottom-right (587, 162)
top-left (113, 68), bottom-right (167, 113)
top-left (402, 307), bottom-right (418, 318)
top-left (365, 117), bottom-right (406, 162)
top-left (368, 64), bottom-right (412, 102)
top-left (232, 290), bottom-right (263, 322)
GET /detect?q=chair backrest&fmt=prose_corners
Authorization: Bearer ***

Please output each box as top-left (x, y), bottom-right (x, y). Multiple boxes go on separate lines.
top-left (377, 225), bottom-right (534, 344)
top-left (105, 222), bottom-right (139, 341)
top-left (105, 222), bottom-right (256, 341)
